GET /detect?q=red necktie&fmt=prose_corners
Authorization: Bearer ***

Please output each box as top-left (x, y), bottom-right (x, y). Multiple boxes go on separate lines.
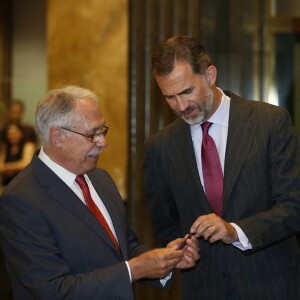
top-left (201, 122), bottom-right (223, 216)
top-left (75, 175), bottom-right (120, 252)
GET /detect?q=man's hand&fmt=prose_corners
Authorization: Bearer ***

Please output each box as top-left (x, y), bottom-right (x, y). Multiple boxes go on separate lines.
top-left (190, 213), bottom-right (238, 244)
top-left (167, 235), bottom-right (200, 269)
top-left (128, 247), bottom-right (183, 282)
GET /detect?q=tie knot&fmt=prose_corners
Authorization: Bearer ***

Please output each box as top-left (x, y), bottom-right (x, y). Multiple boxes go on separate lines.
top-left (201, 122), bottom-right (213, 136)
top-left (75, 175), bottom-right (87, 188)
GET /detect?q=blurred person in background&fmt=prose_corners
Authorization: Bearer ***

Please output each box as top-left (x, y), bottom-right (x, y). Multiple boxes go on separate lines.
top-left (0, 120), bottom-right (35, 300)
top-left (1, 100), bottom-right (38, 145)
top-left (0, 121), bottom-right (36, 187)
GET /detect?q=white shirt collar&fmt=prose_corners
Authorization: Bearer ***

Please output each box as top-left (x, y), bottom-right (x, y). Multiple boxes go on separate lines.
top-left (190, 87), bottom-right (230, 132)
top-left (208, 88), bottom-right (230, 127)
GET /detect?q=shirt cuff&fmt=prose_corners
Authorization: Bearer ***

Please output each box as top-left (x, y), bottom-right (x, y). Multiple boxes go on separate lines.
top-left (125, 261), bottom-right (132, 282)
top-left (125, 261), bottom-right (172, 286)
top-left (160, 271), bottom-right (173, 287)
top-left (230, 223), bottom-right (252, 250)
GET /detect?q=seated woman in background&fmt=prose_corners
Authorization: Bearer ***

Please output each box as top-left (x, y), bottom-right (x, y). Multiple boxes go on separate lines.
top-left (0, 121), bottom-right (36, 187)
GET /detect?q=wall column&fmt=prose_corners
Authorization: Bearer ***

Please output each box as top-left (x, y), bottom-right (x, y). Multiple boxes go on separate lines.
top-left (0, 0), bottom-right (12, 128)
top-left (47, 0), bottom-right (128, 196)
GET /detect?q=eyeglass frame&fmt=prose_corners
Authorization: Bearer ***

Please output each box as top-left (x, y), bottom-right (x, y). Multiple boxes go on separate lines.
top-left (60, 125), bottom-right (109, 143)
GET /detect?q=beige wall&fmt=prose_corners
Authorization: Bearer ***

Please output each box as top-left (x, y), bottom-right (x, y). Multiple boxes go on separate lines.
top-left (47, 0), bottom-right (128, 197)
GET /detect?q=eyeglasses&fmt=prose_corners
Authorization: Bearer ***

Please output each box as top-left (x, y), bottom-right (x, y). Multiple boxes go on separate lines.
top-left (61, 125), bottom-right (109, 143)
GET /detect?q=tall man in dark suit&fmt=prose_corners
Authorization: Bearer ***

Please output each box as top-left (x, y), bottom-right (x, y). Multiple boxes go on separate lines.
top-left (144, 36), bottom-right (300, 300)
top-left (0, 85), bottom-right (199, 300)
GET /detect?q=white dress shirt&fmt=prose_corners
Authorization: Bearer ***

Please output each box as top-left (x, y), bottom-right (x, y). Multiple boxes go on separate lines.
top-left (190, 88), bottom-right (252, 250)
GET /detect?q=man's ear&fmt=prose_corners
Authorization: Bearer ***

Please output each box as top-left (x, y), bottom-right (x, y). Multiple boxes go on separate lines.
top-left (205, 65), bottom-right (217, 86)
top-left (50, 127), bottom-right (63, 148)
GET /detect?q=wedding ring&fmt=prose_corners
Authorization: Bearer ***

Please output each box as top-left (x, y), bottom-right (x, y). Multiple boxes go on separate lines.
top-left (210, 225), bottom-right (216, 233)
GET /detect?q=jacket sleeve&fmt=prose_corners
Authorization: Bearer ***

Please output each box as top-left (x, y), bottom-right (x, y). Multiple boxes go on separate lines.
top-left (236, 106), bottom-right (300, 251)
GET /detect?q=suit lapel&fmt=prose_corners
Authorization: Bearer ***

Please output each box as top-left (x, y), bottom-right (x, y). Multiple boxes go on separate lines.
top-left (223, 95), bottom-right (257, 211)
top-left (31, 155), bottom-right (122, 256)
top-left (164, 95), bottom-right (258, 216)
top-left (166, 119), bottom-right (212, 213)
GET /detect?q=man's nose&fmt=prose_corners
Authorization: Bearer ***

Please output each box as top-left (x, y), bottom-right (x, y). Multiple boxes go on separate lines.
top-left (95, 136), bottom-right (108, 147)
top-left (175, 96), bottom-right (188, 112)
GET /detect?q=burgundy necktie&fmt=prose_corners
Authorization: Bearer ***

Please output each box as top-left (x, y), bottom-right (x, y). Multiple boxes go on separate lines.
top-left (75, 175), bottom-right (120, 252)
top-left (201, 122), bottom-right (223, 216)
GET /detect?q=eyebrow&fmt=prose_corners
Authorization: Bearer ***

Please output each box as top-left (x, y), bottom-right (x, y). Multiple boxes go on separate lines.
top-left (164, 86), bottom-right (195, 98)
top-left (178, 87), bottom-right (194, 95)
top-left (88, 122), bottom-right (107, 134)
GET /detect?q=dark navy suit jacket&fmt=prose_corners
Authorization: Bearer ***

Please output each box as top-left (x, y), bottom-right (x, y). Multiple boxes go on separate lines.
top-left (0, 153), bottom-right (151, 300)
top-left (144, 92), bottom-right (300, 300)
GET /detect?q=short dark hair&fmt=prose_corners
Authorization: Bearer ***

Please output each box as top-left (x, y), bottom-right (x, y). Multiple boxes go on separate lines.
top-left (152, 35), bottom-right (212, 76)
top-left (2, 121), bottom-right (25, 145)
top-left (9, 100), bottom-right (25, 112)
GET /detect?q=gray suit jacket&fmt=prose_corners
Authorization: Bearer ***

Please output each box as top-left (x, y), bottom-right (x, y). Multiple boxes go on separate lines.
top-left (0, 153), bottom-right (150, 300)
top-left (144, 92), bottom-right (300, 300)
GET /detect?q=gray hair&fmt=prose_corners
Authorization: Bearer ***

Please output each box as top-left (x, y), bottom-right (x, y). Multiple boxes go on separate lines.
top-left (35, 85), bottom-right (98, 144)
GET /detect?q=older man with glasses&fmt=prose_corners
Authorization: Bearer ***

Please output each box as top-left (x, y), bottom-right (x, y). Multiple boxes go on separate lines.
top-left (0, 85), bottom-right (199, 300)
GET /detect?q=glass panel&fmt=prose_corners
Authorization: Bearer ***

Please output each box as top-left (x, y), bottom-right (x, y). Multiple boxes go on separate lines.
top-left (274, 33), bottom-right (296, 113)
top-left (200, 0), bottom-right (261, 101)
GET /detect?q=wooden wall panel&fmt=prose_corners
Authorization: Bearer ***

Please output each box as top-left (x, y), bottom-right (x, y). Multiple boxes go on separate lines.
top-left (47, 0), bottom-right (128, 197)
top-left (128, 1), bottom-right (201, 299)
